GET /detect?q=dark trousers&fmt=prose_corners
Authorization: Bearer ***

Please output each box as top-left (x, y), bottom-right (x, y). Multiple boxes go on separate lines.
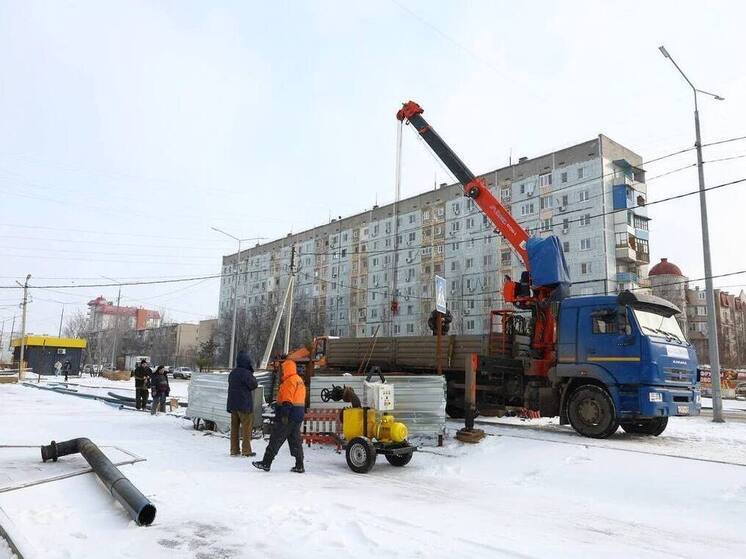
top-left (263, 419), bottom-right (303, 466)
top-left (135, 387), bottom-right (148, 410)
top-left (230, 411), bottom-right (254, 455)
top-left (151, 393), bottom-right (167, 415)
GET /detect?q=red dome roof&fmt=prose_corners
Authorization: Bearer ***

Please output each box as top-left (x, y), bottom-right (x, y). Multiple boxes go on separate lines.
top-left (649, 258), bottom-right (683, 277)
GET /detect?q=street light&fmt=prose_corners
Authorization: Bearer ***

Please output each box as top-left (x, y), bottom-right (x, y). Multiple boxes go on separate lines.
top-left (101, 276), bottom-right (122, 370)
top-left (659, 45), bottom-right (725, 423)
top-left (211, 227), bottom-right (266, 368)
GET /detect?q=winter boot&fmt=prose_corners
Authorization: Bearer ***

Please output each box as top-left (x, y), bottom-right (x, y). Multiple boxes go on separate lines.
top-left (252, 460), bottom-right (271, 472)
top-left (291, 462), bottom-right (305, 474)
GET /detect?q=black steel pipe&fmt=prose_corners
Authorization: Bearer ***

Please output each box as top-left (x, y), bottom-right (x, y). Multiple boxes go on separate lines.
top-left (40, 438), bottom-right (156, 526)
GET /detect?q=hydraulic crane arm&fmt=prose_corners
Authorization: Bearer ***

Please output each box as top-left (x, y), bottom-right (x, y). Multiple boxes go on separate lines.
top-left (396, 101), bottom-right (529, 266)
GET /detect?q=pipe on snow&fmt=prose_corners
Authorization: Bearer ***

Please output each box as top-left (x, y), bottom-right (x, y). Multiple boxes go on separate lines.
top-left (40, 438), bottom-right (156, 526)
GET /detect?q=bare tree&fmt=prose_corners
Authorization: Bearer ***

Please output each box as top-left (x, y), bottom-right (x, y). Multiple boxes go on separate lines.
top-left (63, 309), bottom-right (90, 339)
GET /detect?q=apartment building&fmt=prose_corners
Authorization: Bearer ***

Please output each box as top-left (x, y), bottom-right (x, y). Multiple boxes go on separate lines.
top-left (218, 135), bottom-right (650, 338)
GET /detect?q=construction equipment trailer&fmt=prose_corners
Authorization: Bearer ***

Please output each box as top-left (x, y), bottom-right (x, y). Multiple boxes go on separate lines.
top-left (315, 101), bottom-right (701, 438)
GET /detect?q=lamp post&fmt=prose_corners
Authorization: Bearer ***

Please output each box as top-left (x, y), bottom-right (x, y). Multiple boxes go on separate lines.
top-left (211, 227), bottom-right (266, 368)
top-left (659, 45), bottom-right (725, 423)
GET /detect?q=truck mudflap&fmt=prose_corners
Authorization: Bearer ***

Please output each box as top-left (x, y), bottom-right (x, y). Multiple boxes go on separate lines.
top-left (621, 386), bottom-right (702, 419)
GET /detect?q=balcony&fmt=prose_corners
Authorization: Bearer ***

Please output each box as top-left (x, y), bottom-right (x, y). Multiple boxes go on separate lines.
top-left (616, 246), bottom-right (637, 262)
top-left (616, 272), bottom-right (640, 284)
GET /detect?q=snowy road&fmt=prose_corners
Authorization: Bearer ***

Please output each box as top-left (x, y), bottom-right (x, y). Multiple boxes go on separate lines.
top-left (1, 384), bottom-right (746, 558)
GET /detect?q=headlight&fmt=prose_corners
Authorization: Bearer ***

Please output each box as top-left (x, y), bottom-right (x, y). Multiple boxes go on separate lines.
top-left (649, 392), bottom-right (663, 402)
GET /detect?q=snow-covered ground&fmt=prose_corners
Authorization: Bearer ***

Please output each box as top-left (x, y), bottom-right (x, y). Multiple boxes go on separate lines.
top-left (22, 374), bottom-right (192, 401)
top-left (2, 384), bottom-right (746, 558)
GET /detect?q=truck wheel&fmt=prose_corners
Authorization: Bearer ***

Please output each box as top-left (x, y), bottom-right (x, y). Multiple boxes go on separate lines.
top-left (345, 437), bottom-right (377, 473)
top-left (621, 417), bottom-right (668, 436)
top-left (385, 449), bottom-right (413, 467)
top-left (567, 385), bottom-right (619, 439)
top-left (446, 404), bottom-right (465, 419)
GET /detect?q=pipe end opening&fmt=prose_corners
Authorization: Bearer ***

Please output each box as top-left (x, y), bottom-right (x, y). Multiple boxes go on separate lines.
top-left (137, 504), bottom-right (156, 526)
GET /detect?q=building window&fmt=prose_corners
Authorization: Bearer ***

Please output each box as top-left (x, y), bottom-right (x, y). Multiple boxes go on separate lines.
top-left (501, 187), bottom-right (511, 200)
top-left (579, 190), bottom-right (590, 202)
top-left (466, 217), bottom-right (475, 229)
top-left (466, 258), bottom-right (474, 269)
top-left (580, 214), bottom-right (591, 227)
top-left (637, 238), bottom-right (649, 255)
top-left (520, 203), bottom-right (535, 216)
top-left (451, 221), bottom-right (461, 232)
top-left (437, 245), bottom-right (444, 254)
top-left (466, 319), bottom-right (475, 330)
top-left (539, 173), bottom-right (552, 187)
top-left (436, 207), bottom-right (444, 217)
top-left (520, 183), bottom-right (525, 194)
top-left (578, 167), bottom-right (585, 179)
top-left (409, 215), bottom-right (415, 224)
top-left (451, 261), bottom-right (457, 271)
top-left (451, 242), bottom-right (459, 250)
top-left (501, 251), bottom-right (511, 265)
top-left (406, 323), bottom-right (414, 334)
top-left (408, 232), bottom-right (416, 242)
top-left (423, 210), bottom-right (430, 220)
top-left (562, 218), bottom-right (569, 231)
top-left (540, 196), bottom-right (553, 210)
top-left (580, 238), bottom-right (592, 251)
top-left (393, 324), bottom-right (400, 334)
top-left (561, 171), bottom-right (568, 183)
top-left (581, 262), bottom-right (592, 275)
top-left (563, 241), bottom-right (570, 253)
top-left (540, 218), bottom-right (552, 232)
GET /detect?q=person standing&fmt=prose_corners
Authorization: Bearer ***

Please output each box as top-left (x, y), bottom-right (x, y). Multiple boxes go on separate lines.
top-left (149, 366), bottom-right (170, 415)
top-left (62, 359), bottom-right (72, 382)
top-left (54, 360), bottom-right (62, 378)
top-left (132, 358), bottom-right (152, 410)
top-left (252, 359), bottom-right (306, 473)
top-left (227, 351), bottom-right (258, 457)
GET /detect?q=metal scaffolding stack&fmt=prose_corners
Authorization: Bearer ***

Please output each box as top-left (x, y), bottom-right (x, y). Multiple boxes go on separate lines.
top-left (186, 371), bottom-right (270, 431)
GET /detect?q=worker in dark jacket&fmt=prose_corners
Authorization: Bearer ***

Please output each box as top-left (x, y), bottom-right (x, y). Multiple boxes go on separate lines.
top-left (62, 359), bottom-right (72, 382)
top-left (149, 366), bottom-right (170, 415)
top-left (227, 351), bottom-right (258, 457)
top-left (253, 359), bottom-right (306, 473)
top-left (132, 359), bottom-right (152, 410)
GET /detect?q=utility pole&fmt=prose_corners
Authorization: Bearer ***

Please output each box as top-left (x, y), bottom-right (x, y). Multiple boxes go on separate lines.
top-left (17, 274), bottom-right (31, 379)
top-left (58, 304), bottom-right (65, 338)
top-left (102, 277), bottom-right (122, 371)
top-left (283, 246), bottom-right (296, 355)
top-left (659, 46), bottom-right (726, 423)
top-left (211, 227), bottom-right (266, 368)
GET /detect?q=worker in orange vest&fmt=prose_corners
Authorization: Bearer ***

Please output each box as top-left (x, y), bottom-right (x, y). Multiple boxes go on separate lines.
top-left (503, 274), bottom-right (517, 304)
top-left (253, 359), bottom-right (307, 473)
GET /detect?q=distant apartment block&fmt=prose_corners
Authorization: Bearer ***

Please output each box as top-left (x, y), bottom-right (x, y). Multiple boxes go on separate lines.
top-left (87, 296), bottom-right (162, 331)
top-left (218, 135), bottom-right (650, 337)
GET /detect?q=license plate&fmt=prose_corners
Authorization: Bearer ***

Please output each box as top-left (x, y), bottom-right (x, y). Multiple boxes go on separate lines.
top-left (677, 405), bottom-right (690, 415)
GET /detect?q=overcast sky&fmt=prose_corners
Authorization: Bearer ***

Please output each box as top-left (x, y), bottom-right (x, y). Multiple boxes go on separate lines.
top-left (1, 0), bottom-right (745, 343)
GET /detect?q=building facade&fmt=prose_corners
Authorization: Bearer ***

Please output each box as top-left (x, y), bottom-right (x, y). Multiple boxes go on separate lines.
top-left (218, 135), bottom-right (650, 339)
top-left (87, 296), bottom-right (161, 331)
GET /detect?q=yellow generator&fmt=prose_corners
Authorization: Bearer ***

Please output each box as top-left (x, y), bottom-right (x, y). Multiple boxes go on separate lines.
top-left (321, 376), bottom-right (416, 474)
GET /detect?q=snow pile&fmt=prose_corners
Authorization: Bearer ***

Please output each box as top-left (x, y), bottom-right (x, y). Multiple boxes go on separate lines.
top-left (1, 384), bottom-right (746, 558)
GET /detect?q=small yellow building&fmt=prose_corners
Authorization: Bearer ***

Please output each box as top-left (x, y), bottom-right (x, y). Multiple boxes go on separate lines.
top-left (12, 336), bottom-right (87, 376)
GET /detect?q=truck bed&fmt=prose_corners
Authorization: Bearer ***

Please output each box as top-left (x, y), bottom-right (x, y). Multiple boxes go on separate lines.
top-left (323, 334), bottom-right (512, 373)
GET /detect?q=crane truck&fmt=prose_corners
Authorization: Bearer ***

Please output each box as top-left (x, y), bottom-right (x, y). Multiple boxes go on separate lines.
top-left (315, 101), bottom-right (701, 438)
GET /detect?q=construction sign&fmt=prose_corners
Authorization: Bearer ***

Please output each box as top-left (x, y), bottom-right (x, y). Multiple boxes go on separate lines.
top-left (435, 275), bottom-right (447, 314)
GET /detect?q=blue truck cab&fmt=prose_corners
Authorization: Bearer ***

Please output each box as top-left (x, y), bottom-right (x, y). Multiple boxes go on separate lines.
top-left (553, 290), bottom-right (701, 437)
